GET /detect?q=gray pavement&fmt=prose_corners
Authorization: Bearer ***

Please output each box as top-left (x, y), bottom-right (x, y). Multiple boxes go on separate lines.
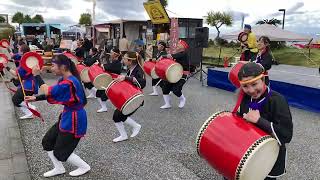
top-left (0, 83), bottom-right (31, 180)
top-left (6, 72), bottom-right (320, 180)
top-left (213, 64), bottom-right (320, 88)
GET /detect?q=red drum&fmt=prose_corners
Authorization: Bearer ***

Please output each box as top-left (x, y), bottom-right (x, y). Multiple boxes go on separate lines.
top-left (238, 32), bottom-right (248, 43)
top-left (76, 64), bottom-right (90, 83)
top-left (20, 52), bottom-right (44, 73)
top-left (0, 53), bottom-right (8, 71)
top-left (155, 58), bottom-right (183, 83)
top-left (0, 39), bottom-right (10, 48)
top-left (63, 52), bottom-right (79, 65)
top-left (196, 111), bottom-right (279, 180)
top-left (106, 80), bottom-right (144, 115)
top-left (228, 61), bottom-right (247, 88)
top-left (88, 65), bottom-right (113, 90)
top-left (143, 61), bottom-right (158, 79)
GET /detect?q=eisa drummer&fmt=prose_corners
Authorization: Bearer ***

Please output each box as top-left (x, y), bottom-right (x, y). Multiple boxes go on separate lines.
top-left (111, 51), bottom-right (146, 143)
top-left (232, 62), bottom-right (293, 180)
top-left (160, 40), bottom-right (189, 109)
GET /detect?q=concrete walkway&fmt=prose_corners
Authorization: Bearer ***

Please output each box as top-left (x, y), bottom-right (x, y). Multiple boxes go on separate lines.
top-left (0, 83), bottom-right (31, 180)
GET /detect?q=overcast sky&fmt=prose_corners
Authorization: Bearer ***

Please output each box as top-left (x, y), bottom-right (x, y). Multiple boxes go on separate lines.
top-left (0, 0), bottom-right (319, 37)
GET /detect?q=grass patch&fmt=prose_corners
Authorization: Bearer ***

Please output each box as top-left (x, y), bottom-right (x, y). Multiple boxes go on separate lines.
top-left (203, 46), bottom-right (320, 68)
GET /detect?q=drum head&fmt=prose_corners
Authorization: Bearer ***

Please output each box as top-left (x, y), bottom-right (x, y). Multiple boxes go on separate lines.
top-left (0, 39), bottom-right (10, 48)
top-left (20, 52), bottom-right (44, 72)
top-left (236, 136), bottom-right (279, 180)
top-left (166, 63), bottom-right (183, 83)
top-left (93, 73), bottom-right (113, 90)
top-left (238, 32), bottom-right (248, 43)
top-left (151, 68), bottom-right (159, 79)
top-left (121, 93), bottom-right (144, 115)
top-left (0, 53), bottom-right (8, 64)
top-left (80, 69), bottom-right (91, 83)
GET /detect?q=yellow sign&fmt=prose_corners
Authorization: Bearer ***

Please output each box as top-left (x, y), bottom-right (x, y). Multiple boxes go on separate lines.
top-left (143, 1), bottom-right (170, 24)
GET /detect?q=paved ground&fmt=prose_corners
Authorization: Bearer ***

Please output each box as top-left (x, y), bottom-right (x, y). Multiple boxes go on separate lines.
top-left (0, 83), bottom-right (31, 180)
top-left (9, 72), bottom-right (320, 180)
top-left (214, 64), bottom-right (320, 88)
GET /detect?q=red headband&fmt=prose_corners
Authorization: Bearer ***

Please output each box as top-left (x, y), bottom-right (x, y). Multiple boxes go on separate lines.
top-left (179, 40), bottom-right (189, 49)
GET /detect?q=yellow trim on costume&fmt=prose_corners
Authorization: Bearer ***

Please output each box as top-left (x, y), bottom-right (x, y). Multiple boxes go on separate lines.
top-left (239, 74), bottom-right (264, 85)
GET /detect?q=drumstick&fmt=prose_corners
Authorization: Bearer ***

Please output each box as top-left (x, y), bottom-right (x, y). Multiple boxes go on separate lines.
top-left (17, 72), bottom-right (27, 97)
top-left (155, 79), bottom-right (162, 87)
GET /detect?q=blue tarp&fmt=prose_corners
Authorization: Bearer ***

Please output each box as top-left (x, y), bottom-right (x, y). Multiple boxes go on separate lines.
top-left (207, 68), bottom-right (320, 113)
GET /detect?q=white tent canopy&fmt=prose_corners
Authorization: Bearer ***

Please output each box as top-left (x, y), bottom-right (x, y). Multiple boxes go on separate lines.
top-left (221, 24), bottom-right (312, 42)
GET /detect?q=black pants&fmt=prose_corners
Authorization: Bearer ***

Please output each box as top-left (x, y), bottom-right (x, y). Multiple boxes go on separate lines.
top-left (83, 82), bottom-right (94, 90)
top-left (244, 50), bottom-right (257, 61)
top-left (152, 78), bottom-right (161, 86)
top-left (161, 75), bottom-right (187, 97)
top-left (113, 102), bottom-right (143, 123)
top-left (96, 90), bottom-right (108, 101)
top-left (12, 88), bottom-right (34, 107)
top-left (42, 122), bottom-right (81, 162)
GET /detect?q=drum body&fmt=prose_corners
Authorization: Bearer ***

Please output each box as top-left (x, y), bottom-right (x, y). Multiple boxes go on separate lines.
top-left (143, 61), bottom-right (158, 79)
top-left (63, 52), bottom-right (79, 65)
top-left (155, 58), bottom-right (183, 83)
top-left (88, 65), bottom-right (113, 90)
top-left (238, 32), bottom-right (248, 43)
top-left (0, 53), bottom-right (8, 71)
top-left (196, 111), bottom-right (279, 180)
top-left (228, 61), bottom-right (247, 88)
top-left (77, 64), bottom-right (91, 83)
top-left (106, 80), bottom-right (144, 115)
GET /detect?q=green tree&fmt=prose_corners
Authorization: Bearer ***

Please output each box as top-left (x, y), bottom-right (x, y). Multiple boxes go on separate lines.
top-left (12, 12), bottom-right (24, 29)
top-left (206, 11), bottom-right (232, 39)
top-left (79, 13), bottom-right (92, 26)
top-left (24, 15), bottom-right (32, 23)
top-left (0, 16), bottom-right (6, 23)
top-left (256, 18), bottom-right (281, 26)
top-left (32, 14), bottom-right (44, 23)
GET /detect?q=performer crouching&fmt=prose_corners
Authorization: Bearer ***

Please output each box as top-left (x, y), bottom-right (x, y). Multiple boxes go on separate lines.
top-left (112, 51), bottom-right (146, 143)
top-left (233, 62), bottom-right (293, 179)
top-left (97, 48), bottom-right (122, 112)
top-left (4, 44), bottom-right (38, 119)
top-left (160, 40), bottom-right (189, 109)
top-left (82, 48), bottom-right (99, 99)
top-left (149, 41), bottom-right (167, 96)
top-left (25, 54), bottom-right (90, 177)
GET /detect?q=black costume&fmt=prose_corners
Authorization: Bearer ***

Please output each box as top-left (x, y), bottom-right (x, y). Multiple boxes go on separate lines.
top-left (113, 65), bottom-right (146, 123)
top-left (254, 49), bottom-right (273, 85)
top-left (161, 51), bottom-right (188, 97)
top-left (152, 50), bottom-right (167, 87)
top-left (236, 88), bottom-right (293, 179)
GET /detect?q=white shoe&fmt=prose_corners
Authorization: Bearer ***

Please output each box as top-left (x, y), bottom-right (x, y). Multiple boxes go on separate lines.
top-left (97, 99), bottom-right (108, 113)
top-left (67, 153), bottom-right (90, 177)
top-left (97, 107), bottom-right (108, 113)
top-left (178, 94), bottom-right (186, 108)
top-left (19, 105), bottom-right (33, 119)
top-left (125, 117), bottom-right (141, 138)
top-left (149, 92), bottom-right (159, 96)
top-left (148, 86), bottom-right (159, 96)
top-left (113, 122), bottom-right (128, 142)
top-left (160, 95), bottom-right (171, 109)
top-left (19, 113), bottom-right (33, 120)
top-left (43, 151), bottom-right (66, 177)
top-left (86, 88), bottom-right (97, 99)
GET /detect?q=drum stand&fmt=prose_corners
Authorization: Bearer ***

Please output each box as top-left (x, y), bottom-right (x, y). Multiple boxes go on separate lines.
top-left (188, 54), bottom-right (208, 86)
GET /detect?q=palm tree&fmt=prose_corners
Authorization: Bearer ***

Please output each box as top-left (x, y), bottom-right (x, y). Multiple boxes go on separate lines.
top-left (256, 18), bottom-right (281, 26)
top-left (205, 11), bottom-right (232, 38)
